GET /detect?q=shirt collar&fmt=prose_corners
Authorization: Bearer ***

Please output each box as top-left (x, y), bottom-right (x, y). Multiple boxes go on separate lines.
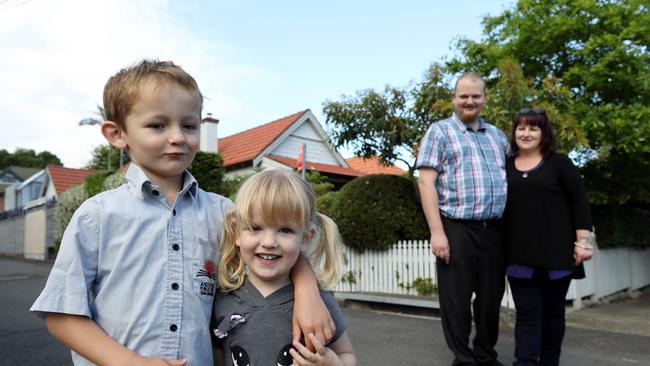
top-left (125, 163), bottom-right (198, 202)
top-left (452, 113), bottom-right (487, 133)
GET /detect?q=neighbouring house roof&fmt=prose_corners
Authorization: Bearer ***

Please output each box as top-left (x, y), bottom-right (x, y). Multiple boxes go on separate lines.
top-left (346, 156), bottom-right (407, 176)
top-left (218, 110), bottom-right (308, 167)
top-left (0, 166), bottom-right (42, 182)
top-left (266, 155), bottom-right (363, 177)
top-left (46, 165), bottom-right (96, 194)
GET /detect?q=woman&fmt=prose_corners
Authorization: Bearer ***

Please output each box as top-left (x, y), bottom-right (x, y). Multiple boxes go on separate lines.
top-left (503, 108), bottom-right (594, 366)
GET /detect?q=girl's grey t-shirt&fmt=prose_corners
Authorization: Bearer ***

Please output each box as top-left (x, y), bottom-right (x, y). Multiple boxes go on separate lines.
top-left (213, 279), bottom-right (347, 366)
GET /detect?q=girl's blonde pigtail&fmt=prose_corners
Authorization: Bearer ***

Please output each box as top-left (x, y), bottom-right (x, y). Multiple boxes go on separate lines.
top-left (218, 210), bottom-right (246, 292)
top-left (310, 212), bottom-right (345, 290)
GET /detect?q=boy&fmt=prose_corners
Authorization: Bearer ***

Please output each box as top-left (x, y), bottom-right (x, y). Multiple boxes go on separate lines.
top-left (30, 60), bottom-right (333, 365)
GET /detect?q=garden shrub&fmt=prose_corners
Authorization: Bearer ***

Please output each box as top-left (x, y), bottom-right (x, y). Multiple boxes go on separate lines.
top-left (591, 204), bottom-right (650, 249)
top-left (331, 174), bottom-right (428, 251)
top-left (54, 184), bottom-right (88, 252)
top-left (317, 191), bottom-right (338, 218)
top-left (102, 171), bottom-right (127, 191)
top-left (188, 151), bottom-right (225, 194)
top-left (84, 170), bottom-right (114, 197)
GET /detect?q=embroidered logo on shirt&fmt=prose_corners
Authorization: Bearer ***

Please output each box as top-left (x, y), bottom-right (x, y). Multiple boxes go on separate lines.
top-left (197, 260), bottom-right (216, 297)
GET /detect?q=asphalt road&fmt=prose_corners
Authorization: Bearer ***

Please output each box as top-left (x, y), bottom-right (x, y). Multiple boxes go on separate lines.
top-left (1, 256), bottom-right (649, 365)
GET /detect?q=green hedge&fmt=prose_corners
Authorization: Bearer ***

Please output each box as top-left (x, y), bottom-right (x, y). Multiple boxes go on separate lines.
top-left (331, 174), bottom-right (428, 251)
top-left (84, 170), bottom-right (115, 197)
top-left (188, 151), bottom-right (225, 194)
top-left (591, 204), bottom-right (650, 249)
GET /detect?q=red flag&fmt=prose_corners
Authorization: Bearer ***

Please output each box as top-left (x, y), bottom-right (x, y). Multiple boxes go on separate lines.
top-left (297, 145), bottom-right (304, 170)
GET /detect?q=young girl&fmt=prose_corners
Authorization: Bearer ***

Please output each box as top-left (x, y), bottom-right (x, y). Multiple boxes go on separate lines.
top-left (213, 169), bottom-right (356, 366)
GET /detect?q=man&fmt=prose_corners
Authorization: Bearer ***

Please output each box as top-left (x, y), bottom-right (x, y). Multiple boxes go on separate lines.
top-left (417, 72), bottom-right (508, 366)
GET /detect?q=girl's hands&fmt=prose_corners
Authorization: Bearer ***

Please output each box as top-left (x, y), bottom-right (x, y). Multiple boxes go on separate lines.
top-left (290, 333), bottom-right (342, 366)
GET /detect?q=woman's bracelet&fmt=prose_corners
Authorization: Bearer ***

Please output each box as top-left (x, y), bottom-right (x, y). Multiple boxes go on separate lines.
top-left (574, 242), bottom-right (593, 250)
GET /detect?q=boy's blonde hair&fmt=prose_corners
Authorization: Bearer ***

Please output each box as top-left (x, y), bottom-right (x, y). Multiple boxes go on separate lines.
top-left (219, 169), bottom-right (344, 292)
top-left (103, 59), bottom-right (203, 129)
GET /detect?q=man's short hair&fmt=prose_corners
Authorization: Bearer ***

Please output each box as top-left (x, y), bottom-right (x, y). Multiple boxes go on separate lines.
top-left (453, 72), bottom-right (486, 93)
top-left (103, 59), bottom-right (203, 129)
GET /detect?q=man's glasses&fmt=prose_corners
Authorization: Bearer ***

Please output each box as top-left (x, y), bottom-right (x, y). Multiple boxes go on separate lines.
top-left (519, 108), bottom-right (546, 115)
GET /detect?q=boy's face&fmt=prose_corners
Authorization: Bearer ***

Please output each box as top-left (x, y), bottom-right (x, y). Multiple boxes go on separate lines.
top-left (120, 79), bottom-right (201, 187)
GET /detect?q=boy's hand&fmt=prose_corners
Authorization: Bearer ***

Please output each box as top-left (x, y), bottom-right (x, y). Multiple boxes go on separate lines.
top-left (292, 291), bottom-right (335, 351)
top-left (290, 334), bottom-right (342, 366)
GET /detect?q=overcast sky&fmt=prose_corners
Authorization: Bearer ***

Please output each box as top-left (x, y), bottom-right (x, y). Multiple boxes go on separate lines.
top-left (0, 0), bottom-right (513, 168)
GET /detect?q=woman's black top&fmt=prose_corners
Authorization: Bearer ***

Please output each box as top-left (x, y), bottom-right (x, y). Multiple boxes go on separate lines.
top-left (504, 152), bottom-right (592, 272)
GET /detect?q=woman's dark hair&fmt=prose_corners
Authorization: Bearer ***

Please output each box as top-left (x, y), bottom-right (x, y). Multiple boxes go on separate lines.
top-left (510, 109), bottom-right (556, 158)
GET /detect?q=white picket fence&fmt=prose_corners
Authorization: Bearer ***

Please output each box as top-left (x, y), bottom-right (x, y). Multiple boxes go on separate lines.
top-left (333, 240), bottom-right (650, 309)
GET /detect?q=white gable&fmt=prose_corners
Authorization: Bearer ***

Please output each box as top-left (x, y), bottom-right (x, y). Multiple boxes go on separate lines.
top-left (270, 121), bottom-right (340, 165)
top-left (254, 110), bottom-right (348, 168)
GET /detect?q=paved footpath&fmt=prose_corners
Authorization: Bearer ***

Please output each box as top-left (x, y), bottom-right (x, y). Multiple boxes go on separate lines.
top-left (2, 256), bottom-right (649, 365)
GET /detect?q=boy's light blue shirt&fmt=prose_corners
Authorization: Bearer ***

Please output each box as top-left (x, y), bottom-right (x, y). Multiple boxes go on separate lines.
top-left (30, 163), bottom-right (234, 365)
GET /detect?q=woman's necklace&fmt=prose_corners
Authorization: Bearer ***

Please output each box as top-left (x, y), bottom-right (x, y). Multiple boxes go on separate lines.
top-left (516, 156), bottom-right (543, 178)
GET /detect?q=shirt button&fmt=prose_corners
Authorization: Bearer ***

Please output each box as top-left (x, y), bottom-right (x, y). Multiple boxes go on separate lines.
top-left (152, 190), bottom-right (159, 196)
top-left (171, 283), bottom-right (179, 290)
top-left (172, 244), bottom-right (180, 251)
top-left (170, 324), bottom-right (177, 332)
top-left (172, 209), bottom-right (176, 216)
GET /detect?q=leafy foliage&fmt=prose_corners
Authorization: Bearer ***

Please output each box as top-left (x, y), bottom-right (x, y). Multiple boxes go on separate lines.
top-left (86, 144), bottom-right (130, 170)
top-left (102, 171), bottom-right (127, 191)
top-left (592, 204), bottom-right (650, 249)
top-left (323, 64), bottom-right (452, 175)
top-left (331, 174), bottom-right (428, 251)
top-left (54, 184), bottom-right (88, 252)
top-left (304, 170), bottom-right (335, 197)
top-left (84, 171), bottom-right (115, 197)
top-left (0, 148), bottom-right (62, 170)
top-left (447, 0), bottom-right (650, 204)
top-left (187, 151), bottom-right (225, 194)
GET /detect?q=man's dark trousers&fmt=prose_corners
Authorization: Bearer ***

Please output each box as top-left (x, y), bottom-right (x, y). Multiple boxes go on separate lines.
top-left (438, 216), bottom-right (505, 366)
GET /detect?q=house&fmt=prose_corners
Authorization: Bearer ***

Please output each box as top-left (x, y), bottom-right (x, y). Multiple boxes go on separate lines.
top-left (0, 166), bottom-right (42, 211)
top-left (41, 165), bottom-right (96, 197)
top-left (214, 109), bottom-right (403, 187)
top-left (0, 165), bottom-right (95, 260)
top-left (346, 156), bottom-right (406, 176)
top-left (3, 165), bottom-right (95, 211)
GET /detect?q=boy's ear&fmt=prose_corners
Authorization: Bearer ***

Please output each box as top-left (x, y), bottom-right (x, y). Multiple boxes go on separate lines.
top-left (101, 121), bottom-right (128, 149)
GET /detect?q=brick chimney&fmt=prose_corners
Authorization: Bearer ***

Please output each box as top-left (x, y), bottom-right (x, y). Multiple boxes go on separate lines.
top-left (200, 113), bottom-right (220, 152)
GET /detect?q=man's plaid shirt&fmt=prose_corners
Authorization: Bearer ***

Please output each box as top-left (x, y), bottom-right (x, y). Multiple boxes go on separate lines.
top-left (416, 114), bottom-right (509, 220)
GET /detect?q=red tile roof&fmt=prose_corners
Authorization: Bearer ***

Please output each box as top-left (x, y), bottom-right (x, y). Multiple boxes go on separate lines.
top-left (346, 156), bottom-right (407, 176)
top-left (47, 165), bottom-right (96, 194)
top-left (218, 110), bottom-right (308, 166)
top-left (266, 155), bottom-right (363, 177)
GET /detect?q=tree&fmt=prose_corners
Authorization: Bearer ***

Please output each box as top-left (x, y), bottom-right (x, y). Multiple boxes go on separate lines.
top-left (0, 148), bottom-right (62, 170)
top-left (187, 151), bottom-right (225, 194)
top-left (448, 0), bottom-right (650, 204)
top-left (80, 105), bottom-right (126, 170)
top-left (86, 144), bottom-right (130, 170)
top-left (323, 64), bottom-right (453, 176)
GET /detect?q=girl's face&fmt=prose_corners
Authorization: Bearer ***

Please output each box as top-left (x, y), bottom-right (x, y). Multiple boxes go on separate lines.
top-left (515, 122), bottom-right (543, 153)
top-left (236, 209), bottom-right (311, 294)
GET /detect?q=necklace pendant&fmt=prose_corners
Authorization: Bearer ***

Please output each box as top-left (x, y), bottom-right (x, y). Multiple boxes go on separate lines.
top-left (522, 172), bottom-right (528, 178)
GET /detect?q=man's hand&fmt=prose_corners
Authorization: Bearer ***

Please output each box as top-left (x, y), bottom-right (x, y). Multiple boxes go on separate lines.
top-left (430, 230), bottom-right (450, 264)
top-left (291, 334), bottom-right (342, 366)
